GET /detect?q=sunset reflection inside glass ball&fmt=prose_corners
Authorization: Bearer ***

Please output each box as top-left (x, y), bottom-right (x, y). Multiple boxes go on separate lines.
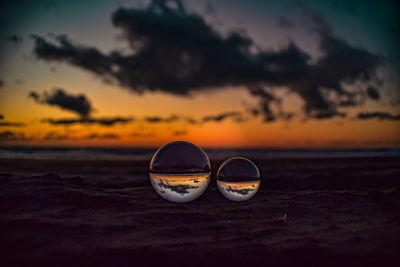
top-left (149, 141), bottom-right (211, 203)
top-left (217, 157), bottom-right (260, 201)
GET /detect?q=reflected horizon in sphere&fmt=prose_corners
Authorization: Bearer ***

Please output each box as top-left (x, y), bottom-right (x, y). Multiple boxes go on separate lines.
top-left (149, 141), bottom-right (211, 203)
top-left (217, 157), bottom-right (260, 201)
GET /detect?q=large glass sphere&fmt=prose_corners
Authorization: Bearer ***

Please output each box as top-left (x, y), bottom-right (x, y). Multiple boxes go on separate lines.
top-left (149, 141), bottom-right (211, 203)
top-left (216, 157), bottom-right (260, 201)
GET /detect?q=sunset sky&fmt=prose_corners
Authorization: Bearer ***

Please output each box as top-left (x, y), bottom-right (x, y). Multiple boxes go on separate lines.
top-left (0, 0), bottom-right (399, 148)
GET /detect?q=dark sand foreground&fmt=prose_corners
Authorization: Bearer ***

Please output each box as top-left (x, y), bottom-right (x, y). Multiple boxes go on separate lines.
top-left (1, 157), bottom-right (400, 267)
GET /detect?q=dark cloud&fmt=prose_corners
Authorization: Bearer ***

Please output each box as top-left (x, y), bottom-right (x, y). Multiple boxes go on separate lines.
top-left (142, 112), bottom-right (243, 124)
top-left (0, 121), bottom-right (26, 127)
top-left (292, 5), bottom-right (382, 117)
top-left (0, 79), bottom-right (4, 88)
top-left (144, 115), bottom-right (178, 123)
top-left (313, 110), bottom-right (346, 120)
top-left (366, 86), bottom-right (380, 101)
top-left (250, 109), bottom-right (260, 117)
top-left (357, 112), bottom-right (400, 121)
top-left (32, 34), bottom-right (113, 77)
top-left (29, 88), bottom-right (134, 127)
top-left (0, 115), bottom-right (26, 127)
top-left (202, 111), bottom-right (242, 122)
top-left (6, 34), bottom-right (23, 45)
top-left (31, 0), bottom-right (383, 121)
top-left (29, 88), bottom-right (92, 118)
top-left (42, 116), bottom-right (133, 126)
top-left (42, 131), bottom-right (120, 140)
top-left (41, 109), bottom-right (244, 127)
top-left (338, 93), bottom-right (360, 107)
top-left (85, 133), bottom-right (120, 139)
top-left (241, 102), bottom-right (260, 117)
top-left (249, 87), bottom-right (278, 121)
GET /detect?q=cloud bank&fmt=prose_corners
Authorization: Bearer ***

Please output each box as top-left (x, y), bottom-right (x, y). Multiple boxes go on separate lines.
top-left (31, 0), bottom-right (384, 122)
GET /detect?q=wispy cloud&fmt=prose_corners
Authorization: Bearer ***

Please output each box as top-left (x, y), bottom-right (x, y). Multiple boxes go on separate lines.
top-left (201, 112), bottom-right (242, 122)
top-left (357, 112), bottom-right (400, 121)
top-left (0, 115), bottom-right (26, 127)
top-left (84, 133), bottom-right (120, 139)
top-left (144, 115), bottom-right (179, 123)
top-left (0, 121), bottom-right (26, 127)
top-left (42, 116), bottom-right (134, 126)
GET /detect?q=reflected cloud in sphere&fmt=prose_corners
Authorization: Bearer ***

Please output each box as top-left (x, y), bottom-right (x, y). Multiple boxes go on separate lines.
top-left (217, 157), bottom-right (261, 201)
top-left (149, 141), bottom-right (211, 203)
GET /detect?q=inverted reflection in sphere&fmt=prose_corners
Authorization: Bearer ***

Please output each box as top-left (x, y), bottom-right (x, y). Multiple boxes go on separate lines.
top-left (217, 157), bottom-right (260, 201)
top-left (149, 141), bottom-right (211, 203)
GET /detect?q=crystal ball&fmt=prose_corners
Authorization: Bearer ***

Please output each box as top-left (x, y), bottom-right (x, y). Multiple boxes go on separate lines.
top-left (149, 141), bottom-right (211, 203)
top-left (216, 157), bottom-right (260, 201)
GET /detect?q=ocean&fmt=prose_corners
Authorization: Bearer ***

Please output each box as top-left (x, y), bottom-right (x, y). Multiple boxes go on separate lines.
top-left (0, 146), bottom-right (399, 161)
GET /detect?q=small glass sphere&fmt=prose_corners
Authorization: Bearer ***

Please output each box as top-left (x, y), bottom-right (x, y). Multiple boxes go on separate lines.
top-left (149, 141), bottom-right (211, 203)
top-left (217, 157), bottom-right (260, 201)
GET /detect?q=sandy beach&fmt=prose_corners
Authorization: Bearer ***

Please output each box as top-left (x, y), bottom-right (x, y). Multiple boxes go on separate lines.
top-left (1, 156), bottom-right (399, 266)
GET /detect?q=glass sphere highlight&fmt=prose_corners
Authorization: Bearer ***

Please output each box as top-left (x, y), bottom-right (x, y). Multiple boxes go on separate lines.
top-left (216, 157), bottom-right (260, 201)
top-left (149, 141), bottom-right (211, 203)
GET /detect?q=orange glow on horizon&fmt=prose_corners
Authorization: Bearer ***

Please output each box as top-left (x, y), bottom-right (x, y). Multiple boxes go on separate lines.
top-left (1, 82), bottom-right (399, 148)
top-left (1, 117), bottom-right (399, 148)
